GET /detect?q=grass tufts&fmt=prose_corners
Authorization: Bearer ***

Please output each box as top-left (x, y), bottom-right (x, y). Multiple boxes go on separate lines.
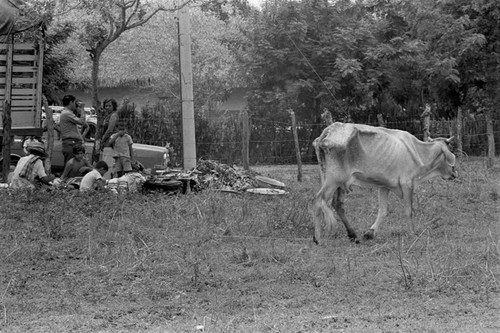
top-left (0, 160), bottom-right (498, 332)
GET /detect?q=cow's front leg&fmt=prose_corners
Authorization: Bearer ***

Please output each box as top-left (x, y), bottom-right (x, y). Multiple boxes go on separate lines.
top-left (332, 187), bottom-right (358, 242)
top-left (364, 187), bottom-right (389, 240)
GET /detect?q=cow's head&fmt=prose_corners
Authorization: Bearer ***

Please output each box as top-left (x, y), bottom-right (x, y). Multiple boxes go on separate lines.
top-left (429, 136), bottom-right (457, 180)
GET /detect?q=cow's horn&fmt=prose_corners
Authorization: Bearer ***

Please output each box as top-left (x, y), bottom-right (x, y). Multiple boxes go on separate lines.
top-left (446, 136), bottom-right (455, 143)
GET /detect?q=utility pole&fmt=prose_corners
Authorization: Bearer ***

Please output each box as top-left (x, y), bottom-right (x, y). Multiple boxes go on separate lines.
top-left (177, 4), bottom-right (196, 170)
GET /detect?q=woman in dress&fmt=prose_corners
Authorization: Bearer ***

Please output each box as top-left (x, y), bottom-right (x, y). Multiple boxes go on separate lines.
top-left (101, 98), bottom-right (119, 147)
top-left (100, 98), bottom-right (119, 179)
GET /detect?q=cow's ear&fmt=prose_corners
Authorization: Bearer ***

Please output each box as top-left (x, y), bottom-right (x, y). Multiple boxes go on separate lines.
top-left (442, 144), bottom-right (456, 164)
top-left (427, 136), bottom-right (434, 142)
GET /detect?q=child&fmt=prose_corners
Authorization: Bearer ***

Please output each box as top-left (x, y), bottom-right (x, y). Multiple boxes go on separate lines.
top-left (61, 144), bottom-right (93, 181)
top-left (79, 161), bottom-right (108, 191)
top-left (109, 122), bottom-right (134, 177)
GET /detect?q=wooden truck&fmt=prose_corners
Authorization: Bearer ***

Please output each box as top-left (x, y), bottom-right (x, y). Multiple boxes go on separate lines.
top-left (1, 41), bottom-right (44, 180)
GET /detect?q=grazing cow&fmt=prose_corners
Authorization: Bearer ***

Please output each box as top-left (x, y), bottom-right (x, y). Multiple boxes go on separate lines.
top-left (311, 122), bottom-right (457, 244)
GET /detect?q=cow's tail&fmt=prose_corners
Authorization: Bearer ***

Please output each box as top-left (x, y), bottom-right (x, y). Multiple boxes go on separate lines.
top-left (312, 193), bottom-right (337, 245)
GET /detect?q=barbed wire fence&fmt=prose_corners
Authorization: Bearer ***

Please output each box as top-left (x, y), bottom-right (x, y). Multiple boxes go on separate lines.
top-left (124, 105), bottom-right (499, 168)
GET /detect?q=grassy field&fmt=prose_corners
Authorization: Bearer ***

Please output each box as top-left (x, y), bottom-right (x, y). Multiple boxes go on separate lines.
top-left (0, 158), bottom-right (499, 332)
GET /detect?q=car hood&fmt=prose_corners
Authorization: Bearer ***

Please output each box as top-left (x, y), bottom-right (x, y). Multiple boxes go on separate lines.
top-left (133, 143), bottom-right (167, 153)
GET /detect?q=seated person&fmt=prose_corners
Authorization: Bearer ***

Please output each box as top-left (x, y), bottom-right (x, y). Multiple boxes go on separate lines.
top-left (80, 161), bottom-right (108, 192)
top-left (61, 144), bottom-right (93, 181)
top-left (10, 142), bottom-right (54, 189)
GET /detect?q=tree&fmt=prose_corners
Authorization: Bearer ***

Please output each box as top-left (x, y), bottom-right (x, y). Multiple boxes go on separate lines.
top-left (39, 23), bottom-right (77, 103)
top-left (244, 0), bottom-right (380, 161)
top-left (440, 0), bottom-right (500, 165)
top-left (74, 0), bottom-right (170, 108)
top-left (61, 0), bottom-right (191, 161)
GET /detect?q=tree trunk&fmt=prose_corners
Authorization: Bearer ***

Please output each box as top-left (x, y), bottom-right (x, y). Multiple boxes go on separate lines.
top-left (44, 100), bottom-right (54, 173)
top-left (2, 100), bottom-right (11, 183)
top-left (91, 50), bottom-right (103, 163)
top-left (2, 41), bottom-right (13, 183)
top-left (485, 108), bottom-right (495, 168)
top-left (91, 50), bottom-right (102, 111)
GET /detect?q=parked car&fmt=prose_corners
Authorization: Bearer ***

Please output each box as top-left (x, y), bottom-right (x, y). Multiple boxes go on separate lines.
top-left (2, 134), bottom-right (169, 175)
top-left (41, 106), bottom-right (96, 123)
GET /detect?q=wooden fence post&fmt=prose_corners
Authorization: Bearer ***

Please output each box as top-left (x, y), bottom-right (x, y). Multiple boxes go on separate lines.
top-left (321, 108), bottom-right (333, 125)
top-left (485, 109), bottom-right (495, 168)
top-left (377, 113), bottom-right (386, 127)
top-left (241, 109), bottom-right (249, 170)
top-left (289, 109), bottom-right (303, 182)
top-left (456, 107), bottom-right (463, 158)
top-left (421, 104), bottom-right (431, 141)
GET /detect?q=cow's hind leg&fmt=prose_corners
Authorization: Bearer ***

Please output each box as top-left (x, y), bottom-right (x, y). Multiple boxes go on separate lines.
top-left (401, 184), bottom-right (416, 235)
top-left (311, 183), bottom-right (339, 245)
top-left (364, 187), bottom-right (389, 240)
top-left (332, 187), bottom-right (358, 242)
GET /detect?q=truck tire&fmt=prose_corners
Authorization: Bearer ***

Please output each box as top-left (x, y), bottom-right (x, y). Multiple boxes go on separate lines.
top-left (0, 156), bottom-right (20, 183)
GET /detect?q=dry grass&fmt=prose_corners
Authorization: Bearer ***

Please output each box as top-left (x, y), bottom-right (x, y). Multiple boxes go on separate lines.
top-left (0, 158), bottom-right (499, 332)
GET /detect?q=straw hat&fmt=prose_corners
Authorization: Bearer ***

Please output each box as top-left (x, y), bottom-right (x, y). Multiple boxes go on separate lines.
top-left (27, 141), bottom-right (48, 158)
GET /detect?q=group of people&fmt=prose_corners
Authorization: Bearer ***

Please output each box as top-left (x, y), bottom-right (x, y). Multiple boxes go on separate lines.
top-left (9, 95), bottom-right (137, 192)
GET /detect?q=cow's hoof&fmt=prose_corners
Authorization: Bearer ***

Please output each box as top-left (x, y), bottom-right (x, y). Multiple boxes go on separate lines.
top-left (313, 235), bottom-right (319, 245)
top-left (363, 229), bottom-right (375, 240)
top-left (348, 234), bottom-right (359, 244)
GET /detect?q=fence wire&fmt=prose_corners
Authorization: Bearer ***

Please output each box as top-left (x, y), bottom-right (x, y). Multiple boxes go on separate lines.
top-left (125, 115), bottom-right (499, 166)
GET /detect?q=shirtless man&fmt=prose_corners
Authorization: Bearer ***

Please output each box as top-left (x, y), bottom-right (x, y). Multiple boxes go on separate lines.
top-left (60, 145), bottom-right (93, 181)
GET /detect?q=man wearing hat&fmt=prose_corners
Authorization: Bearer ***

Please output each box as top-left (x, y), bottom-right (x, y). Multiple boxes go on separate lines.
top-left (10, 141), bottom-right (54, 189)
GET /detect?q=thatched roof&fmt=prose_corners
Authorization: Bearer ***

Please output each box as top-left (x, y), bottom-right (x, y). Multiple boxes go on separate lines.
top-left (60, 6), bottom-right (246, 92)
top-left (64, 10), bottom-right (178, 89)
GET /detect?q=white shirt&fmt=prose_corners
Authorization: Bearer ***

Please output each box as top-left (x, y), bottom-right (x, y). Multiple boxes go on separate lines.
top-left (79, 169), bottom-right (103, 191)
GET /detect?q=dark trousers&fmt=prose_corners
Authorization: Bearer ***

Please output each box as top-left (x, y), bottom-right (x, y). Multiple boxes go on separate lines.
top-left (62, 139), bottom-right (82, 166)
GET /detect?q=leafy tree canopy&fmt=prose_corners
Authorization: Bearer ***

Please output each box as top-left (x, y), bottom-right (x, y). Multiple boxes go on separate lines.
top-left (244, 0), bottom-right (497, 124)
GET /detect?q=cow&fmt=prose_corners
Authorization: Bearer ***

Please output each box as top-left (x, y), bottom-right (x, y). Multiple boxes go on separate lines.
top-left (311, 122), bottom-right (457, 244)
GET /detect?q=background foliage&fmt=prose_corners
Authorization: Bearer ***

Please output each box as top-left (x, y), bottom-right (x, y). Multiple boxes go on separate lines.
top-left (8, 0), bottom-right (500, 164)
